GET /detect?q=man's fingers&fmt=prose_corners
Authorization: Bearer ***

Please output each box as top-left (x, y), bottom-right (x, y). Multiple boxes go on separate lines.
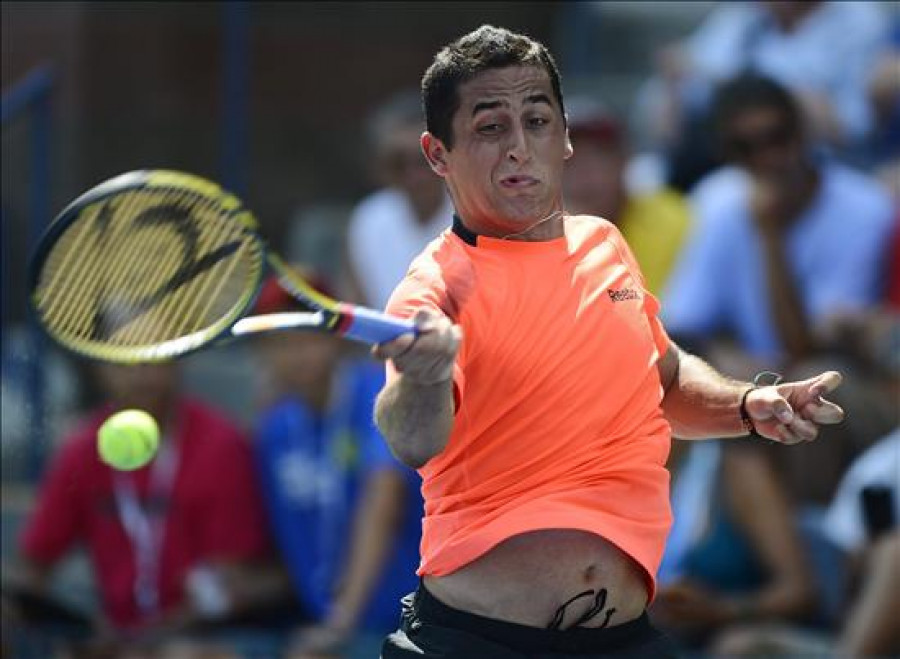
top-left (372, 308), bottom-right (443, 361)
top-left (412, 308), bottom-right (439, 332)
top-left (809, 370), bottom-right (843, 396)
top-left (770, 423), bottom-right (806, 445)
top-left (801, 399), bottom-right (845, 425)
top-left (372, 310), bottom-right (461, 386)
top-left (772, 398), bottom-right (794, 424)
top-left (751, 369), bottom-right (847, 443)
top-left (785, 414), bottom-right (818, 442)
top-left (372, 333), bottom-right (417, 361)
top-left (749, 388), bottom-right (795, 423)
top-left (759, 370), bottom-right (844, 427)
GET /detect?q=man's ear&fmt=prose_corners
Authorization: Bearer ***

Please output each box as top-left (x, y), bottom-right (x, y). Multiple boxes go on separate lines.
top-left (564, 129), bottom-right (574, 160)
top-left (422, 132), bottom-right (449, 176)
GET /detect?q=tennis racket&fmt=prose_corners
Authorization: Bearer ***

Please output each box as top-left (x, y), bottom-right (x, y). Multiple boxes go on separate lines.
top-left (29, 169), bottom-right (417, 363)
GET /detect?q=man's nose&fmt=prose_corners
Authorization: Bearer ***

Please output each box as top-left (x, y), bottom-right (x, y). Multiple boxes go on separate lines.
top-left (505, 122), bottom-right (531, 163)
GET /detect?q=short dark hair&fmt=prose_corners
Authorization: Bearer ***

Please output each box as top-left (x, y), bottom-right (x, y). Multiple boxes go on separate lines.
top-left (711, 73), bottom-right (804, 147)
top-left (421, 25), bottom-right (566, 149)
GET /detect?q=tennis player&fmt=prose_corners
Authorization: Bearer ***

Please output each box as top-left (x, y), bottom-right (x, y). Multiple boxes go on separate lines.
top-left (373, 25), bottom-right (845, 658)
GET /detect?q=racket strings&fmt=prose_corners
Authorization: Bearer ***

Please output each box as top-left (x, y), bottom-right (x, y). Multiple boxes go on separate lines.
top-left (46, 195), bottom-right (143, 337)
top-left (118, 188), bottom-right (218, 346)
top-left (115, 188), bottom-right (203, 346)
top-left (34, 188), bottom-right (260, 353)
top-left (187, 210), bottom-right (249, 337)
top-left (44, 190), bottom-right (171, 344)
top-left (122, 190), bottom-right (188, 347)
top-left (40, 203), bottom-right (105, 326)
top-left (166, 192), bottom-right (245, 341)
top-left (78, 190), bottom-right (154, 341)
top-left (109, 190), bottom-right (253, 343)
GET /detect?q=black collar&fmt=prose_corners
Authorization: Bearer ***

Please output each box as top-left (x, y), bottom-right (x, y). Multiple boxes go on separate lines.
top-left (451, 214), bottom-right (479, 246)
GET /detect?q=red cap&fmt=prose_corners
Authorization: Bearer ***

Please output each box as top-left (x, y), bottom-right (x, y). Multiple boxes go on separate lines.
top-left (566, 97), bottom-right (624, 147)
top-left (253, 266), bottom-right (334, 315)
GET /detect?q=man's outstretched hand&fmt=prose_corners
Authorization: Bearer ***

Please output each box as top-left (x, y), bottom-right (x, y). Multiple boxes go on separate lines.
top-left (745, 371), bottom-right (844, 445)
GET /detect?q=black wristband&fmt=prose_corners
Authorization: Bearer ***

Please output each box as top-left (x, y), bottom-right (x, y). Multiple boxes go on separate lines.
top-left (739, 386), bottom-right (757, 436)
top-left (739, 371), bottom-right (784, 437)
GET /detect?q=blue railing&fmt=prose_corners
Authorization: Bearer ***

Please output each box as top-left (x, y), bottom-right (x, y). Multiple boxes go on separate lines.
top-left (221, 1), bottom-right (250, 198)
top-left (1, 64), bottom-right (54, 481)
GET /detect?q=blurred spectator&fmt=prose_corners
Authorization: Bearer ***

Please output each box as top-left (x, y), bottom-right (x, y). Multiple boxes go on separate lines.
top-left (664, 74), bottom-right (895, 371)
top-left (652, 440), bottom-right (814, 652)
top-left (824, 430), bottom-right (899, 559)
top-left (9, 361), bottom-right (286, 657)
top-left (882, 211), bottom-right (900, 308)
top-left (662, 72), bottom-right (898, 630)
top-left (866, 16), bottom-right (900, 310)
top-left (636, 1), bottom-right (890, 190)
top-left (563, 97), bottom-right (693, 295)
top-left (821, 428), bottom-right (900, 658)
top-left (710, 429), bottom-right (900, 657)
top-left (251, 272), bottom-right (422, 659)
top-left (865, 15), bottom-right (900, 179)
top-left (345, 89), bottom-right (453, 310)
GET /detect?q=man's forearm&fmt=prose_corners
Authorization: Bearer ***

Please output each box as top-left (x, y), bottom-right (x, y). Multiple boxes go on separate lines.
top-left (661, 348), bottom-right (751, 439)
top-left (375, 375), bottom-right (455, 469)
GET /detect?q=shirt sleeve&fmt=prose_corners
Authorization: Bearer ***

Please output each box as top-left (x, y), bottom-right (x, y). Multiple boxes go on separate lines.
top-left (19, 435), bottom-right (90, 565)
top-left (808, 187), bottom-right (896, 317)
top-left (383, 266), bottom-right (466, 409)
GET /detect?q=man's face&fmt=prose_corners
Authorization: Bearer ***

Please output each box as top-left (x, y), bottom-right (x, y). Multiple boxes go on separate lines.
top-left (424, 66), bottom-right (572, 236)
top-left (724, 106), bottom-right (803, 180)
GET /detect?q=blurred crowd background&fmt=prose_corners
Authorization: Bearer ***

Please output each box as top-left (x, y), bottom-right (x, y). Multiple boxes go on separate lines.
top-left (2, 2), bottom-right (898, 658)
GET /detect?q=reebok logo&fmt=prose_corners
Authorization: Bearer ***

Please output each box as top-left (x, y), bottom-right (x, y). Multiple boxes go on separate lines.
top-left (608, 287), bottom-right (640, 302)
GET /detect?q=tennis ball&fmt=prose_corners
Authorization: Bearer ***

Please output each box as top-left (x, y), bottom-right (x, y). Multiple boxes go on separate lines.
top-left (97, 409), bottom-right (160, 471)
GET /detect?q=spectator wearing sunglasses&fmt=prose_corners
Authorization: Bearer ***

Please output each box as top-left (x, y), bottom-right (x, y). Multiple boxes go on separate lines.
top-left (665, 73), bottom-right (894, 363)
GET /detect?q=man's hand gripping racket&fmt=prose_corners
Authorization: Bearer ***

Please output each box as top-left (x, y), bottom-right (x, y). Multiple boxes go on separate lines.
top-left (373, 309), bottom-right (461, 385)
top-left (29, 170), bottom-right (417, 363)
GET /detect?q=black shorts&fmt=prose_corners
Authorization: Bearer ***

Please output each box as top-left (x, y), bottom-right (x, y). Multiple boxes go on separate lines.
top-left (381, 584), bottom-right (680, 658)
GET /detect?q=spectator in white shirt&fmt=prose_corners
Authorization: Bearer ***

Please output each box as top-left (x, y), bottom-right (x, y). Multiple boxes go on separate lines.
top-left (346, 90), bottom-right (453, 310)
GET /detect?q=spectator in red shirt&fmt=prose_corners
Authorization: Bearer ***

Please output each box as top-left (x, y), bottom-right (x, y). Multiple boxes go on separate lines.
top-left (13, 362), bottom-right (290, 655)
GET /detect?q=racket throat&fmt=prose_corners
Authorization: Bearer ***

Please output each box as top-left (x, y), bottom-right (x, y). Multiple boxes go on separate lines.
top-left (231, 311), bottom-right (328, 336)
top-left (333, 304), bottom-right (355, 336)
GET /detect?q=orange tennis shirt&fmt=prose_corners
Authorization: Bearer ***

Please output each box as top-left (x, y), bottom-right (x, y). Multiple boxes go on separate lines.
top-left (384, 214), bottom-right (673, 598)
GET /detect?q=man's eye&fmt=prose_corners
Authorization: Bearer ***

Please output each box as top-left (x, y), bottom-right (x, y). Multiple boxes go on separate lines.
top-left (529, 117), bottom-right (550, 127)
top-left (478, 123), bottom-right (502, 134)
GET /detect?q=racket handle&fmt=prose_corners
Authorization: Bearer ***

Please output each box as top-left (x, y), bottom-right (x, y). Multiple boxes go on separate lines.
top-left (338, 305), bottom-right (418, 344)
